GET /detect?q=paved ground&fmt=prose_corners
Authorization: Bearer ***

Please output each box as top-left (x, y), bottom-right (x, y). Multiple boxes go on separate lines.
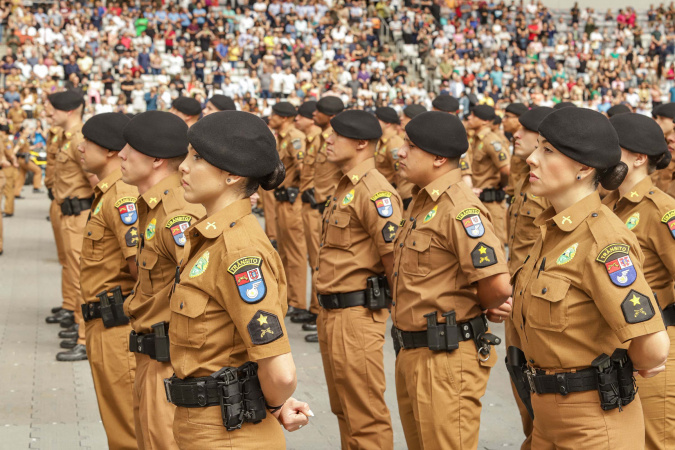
top-left (0, 190), bottom-right (523, 449)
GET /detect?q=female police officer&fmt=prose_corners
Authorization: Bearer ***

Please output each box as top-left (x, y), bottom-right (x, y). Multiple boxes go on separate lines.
top-left (602, 113), bottom-right (675, 450)
top-left (163, 111), bottom-right (310, 448)
top-left (511, 107), bottom-right (670, 448)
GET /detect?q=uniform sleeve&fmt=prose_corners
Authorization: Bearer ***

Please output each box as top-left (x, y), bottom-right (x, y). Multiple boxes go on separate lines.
top-left (68, 132), bottom-right (85, 163)
top-left (361, 185), bottom-right (402, 257)
top-left (107, 187), bottom-right (140, 259)
top-left (158, 205), bottom-right (204, 265)
top-left (291, 132), bottom-right (306, 162)
top-left (216, 248), bottom-right (291, 361)
top-left (450, 204), bottom-right (508, 284)
top-left (460, 152), bottom-right (472, 176)
top-left (649, 206), bottom-right (675, 278)
top-left (584, 240), bottom-right (665, 343)
top-left (483, 138), bottom-right (510, 170)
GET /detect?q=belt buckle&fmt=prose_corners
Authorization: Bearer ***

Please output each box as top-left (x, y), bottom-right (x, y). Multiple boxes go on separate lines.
top-left (164, 378), bottom-right (173, 403)
top-left (525, 368), bottom-right (537, 393)
top-left (329, 295), bottom-right (340, 309)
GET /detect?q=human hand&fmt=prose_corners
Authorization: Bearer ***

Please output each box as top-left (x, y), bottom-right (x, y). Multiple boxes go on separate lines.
top-left (485, 297), bottom-right (512, 323)
top-left (273, 397), bottom-right (313, 432)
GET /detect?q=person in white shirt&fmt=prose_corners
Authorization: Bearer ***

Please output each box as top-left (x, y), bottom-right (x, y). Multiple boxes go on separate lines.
top-left (271, 66), bottom-right (284, 99)
top-left (281, 67), bottom-right (296, 98)
top-left (33, 58), bottom-right (49, 80)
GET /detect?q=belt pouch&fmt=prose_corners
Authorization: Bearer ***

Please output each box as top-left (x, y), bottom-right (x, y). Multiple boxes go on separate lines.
top-left (151, 322), bottom-right (171, 362)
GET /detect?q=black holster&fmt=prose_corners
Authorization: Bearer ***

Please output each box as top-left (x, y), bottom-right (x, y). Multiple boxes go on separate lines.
top-left (301, 188), bottom-right (318, 208)
top-left (152, 322), bottom-right (171, 362)
top-left (424, 310), bottom-right (459, 351)
top-left (286, 186), bottom-right (299, 204)
top-left (365, 275), bottom-right (389, 310)
top-left (317, 197), bottom-right (329, 214)
top-left (47, 188), bottom-right (54, 201)
top-left (479, 188), bottom-right (506, 203)
top-left (591, 349), bottom-right (637, 411)
top-left (83, 286), bottom-right (130, 328)
top-left (402, 197), bottom-right (413, 210)
top-left (505, 346), bottom-right (534, 419)
top-left (213, 362), bottom-right (266, 430)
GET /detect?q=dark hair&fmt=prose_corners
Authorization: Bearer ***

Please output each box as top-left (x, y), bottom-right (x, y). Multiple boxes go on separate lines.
top-left (242, 161), bottom-right (286, 196)
top-left (594, 162), bottom-right (628, 190)
top-left (647, 152), bottom-right (672, 174)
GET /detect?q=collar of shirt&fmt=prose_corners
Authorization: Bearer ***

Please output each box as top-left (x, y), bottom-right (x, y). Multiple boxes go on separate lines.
top-left (321, 125), bottom-right (333, 140)
top-left (535, 191), bottom-right (601, 232)
top-left (193, 198), bottom-right (252, 239)
top-left (476, 126), bottom-right (492, 140)
top-left (620, 176), bottom-right (654, 204)
top-left (63, 122), bottom-right (83, 140)
top-left (343, 157), bottom-right (375, 186)
top-left (414, 168), bottom-right (463, 202)
top-left (95, 168), bottom-right (122, 194)
top-left (141, 171), bottom-right (182, 210)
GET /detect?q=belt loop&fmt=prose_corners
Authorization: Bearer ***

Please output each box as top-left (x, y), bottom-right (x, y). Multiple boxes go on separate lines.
top-left (556, 373), bottom-right (569, 396)
top-left (164, 378), bottom-right (173, 403)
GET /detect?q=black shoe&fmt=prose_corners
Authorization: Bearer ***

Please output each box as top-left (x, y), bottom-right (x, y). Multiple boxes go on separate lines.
top-left (59, 327), bottom-right (78, 339)
top-left (60, 316), bottom-right (75, 328)
top-left (15, 196), bottom-right (23, 199)
top-left (60, 338), bottom-right (77, 349)
top-left (302, 321), bottom-right (317, 331)
top-left (56, 344), bottom-right (87, 361)
top-left (46, 215), bottom-right (50, 221)
top-left (291, 311), bottom-right (317, 323)
top-left (51, 306), bottom-right (63, 314)
top-left (1, 213), bottom-right (12, 217)
top-left (304, 333), bottom-right (319, 343)
top-left (33, 188), bottom-right (44, 193)
top-left (0, 250), bottom-right (3, 256)
top-left (286, 306), bottom-right (305, 317)
top-left (46, 309), bottom-right (73, 324)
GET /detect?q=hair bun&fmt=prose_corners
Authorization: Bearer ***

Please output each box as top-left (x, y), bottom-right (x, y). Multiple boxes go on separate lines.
top-left (598, 162), bottom-right (628, 190)
top-left (259, 162), bottom-right (286, 191)
top-left (655, 152), bottom-right (672, 170)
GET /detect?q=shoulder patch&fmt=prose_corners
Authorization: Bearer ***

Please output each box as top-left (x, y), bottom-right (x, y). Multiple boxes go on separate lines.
top-left (228, 256), bottom-right (267, 303)
top-left (423, 205), bottom-right (438, 223)
top-left (596, 243), bottom-right (636, 287)
top-left (189, 251), bottom-right (210, 278)
top-left (145, 218), bottom-right (156, 240)
top-left (491, 141), bottom-right (502, 152)
top-left (166, 215), bottom-right (192, 247)
top-left (456, 208), bottom-right (485, 238)
top-left (115, 196), bottom-right (138, 225)
top-left (661, 210), bottom-right (675, 240)
top-left (471, 242), bottom-right (497, 268)
top-left (342, 189), bottom-right (355, 206)
top-left (391, 148), bottom-right (400, 160)
top-left (621, 289), bottom-right (655, 324)
top-left (292, 138), bottom-right (302, 150)
top-left (556, 243), bottom-right (578, 265)
top-left (382, 221), bottom-right (398, 243)
top-left (625, 212), bottom-right (640, 230)
top-left (460, 160), bottom-right (469, 170)
top-left (125, 227), bottom-right (139, 247)
top-left (370, 191), bottom-right (393, 217)
top-left (296, 150), bottom-right (305, 160)
top-left (498, 151), bottom-right (507, 161)
top-left (247, 310), bottom-right (283, 345)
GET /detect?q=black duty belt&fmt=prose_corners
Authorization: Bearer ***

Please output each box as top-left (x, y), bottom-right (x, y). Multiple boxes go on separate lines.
top-left (60, 196), bottom-right (94, 216)
top-left (301, 188), bottom-right (320, 209)
top-left (82, 287), bottom-right (130, 328)
top-left (524, 367), bottom-right (598, 396)
top-left (479, 188), bottom-right (506, 203)
top-left (318, 291), bottom-right (367, 309)
top-left (663, 304), bottom-right (675, 327)
top-left (166, 375), bottom-right (224, 407)
top-left (129, 322), bottom-right (170, 362)
top-left (392, 322), bottom-right (475, 349)
top-left (274, 186), bottom-right (299, 203)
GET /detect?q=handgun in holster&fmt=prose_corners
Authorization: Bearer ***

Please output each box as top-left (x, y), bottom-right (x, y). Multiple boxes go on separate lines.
top-left (424, 310), bottom-right (459, 352)
top-left (96, 289), bottom-right (116, 328)
top-left (591, 353), bottom-right (621, 411)
top-left (365, 275), bottom-right (388, 310)
top-left (301, 188), bottom-right (318, 207)
top-left (70, 197), bottom-right (82, 216)
top-left (611, 348), bottom-right (637, 407)
top-left (287, 187), bottom-right (299, 204)
top-left (151, 321), bottom-right (171, 362)
top-left (109, 285), bottom-right (130, 326)
top-left (505, 346), bottom-right (534, 419)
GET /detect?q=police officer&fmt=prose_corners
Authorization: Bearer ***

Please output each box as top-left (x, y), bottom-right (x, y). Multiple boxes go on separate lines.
top-left (466, 105), bottom-right (510, 244)
top-left (1, 120), bottom-right (17, 218)
top-left (261, 116), bottom-right (279, 247)
top-left (603, 113), bottom-right (675, 450)
top-left (119, 111), bottom-right (205, 450)
top-left (201, 94), bottom-right (236, 116)
top-left (170, 96), bottom-right (202, 127)
top-left (76, 112), bottom-right (138, 449)
top-left (164, 111), bottom-right (310, 448)
top-left (606, 104), bottom-right (631, 118)
top-left (269, 102), bottom-right (308, 317)
top-left (431, 94), bottom-right (460, 114)
top-left (316, 110), bottom-right (401, 448)
top-left (510, 107), bottom-right (670, 448)
top-left (0, 135), bottom-right (7, 255)
top-left (392, 111), bottom-right (511, 449)
top-left (13, 127), bottom-right (43, 196)
top-left (397, 105), bottom-right (427, 209)
top-left (502, 102), bottom-right (529, 195)
top-left (651, 103), bottom-right (675, 195)
top-left (374, 107), bottom-right (402, 187)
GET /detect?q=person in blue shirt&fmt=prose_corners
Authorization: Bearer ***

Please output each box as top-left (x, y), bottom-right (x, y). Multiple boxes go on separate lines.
top-left (138, 48), bottom-right (150, 73)
top-left (144, 87), bottom-right (158, 111)
top-left (192, 3), bottom-right (207, 26)
top-left (179, 9), bottom-right (192, 31)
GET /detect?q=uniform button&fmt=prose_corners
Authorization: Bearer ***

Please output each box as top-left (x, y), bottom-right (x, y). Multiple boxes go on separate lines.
top-left (511, 235), bottom-right (514, 239)
top-left (394, 272), bottom-right (398, 277)
top-left (591, 213), bottom-right (598, 217)
top-left (399, 243), bottom-right (403, 247)
top-left (335, 220), bottom-right (338, 224)
top-left (320, 243), bottom-right (323, 247)
top-left (527, 211), bottom-right (530, 214)
top-left (409, 217), bottom-right (414, 221)
top-left (391, 301), bottom-right (395, 306)
top-left (138, 345), bottom-right (142, 352)
top-left (649, 191), bottom-right (654, 195)
top-left (315, 266), bottom-right (319, 271)
top-left (333, 197), bottom-right (337, 201)
top-left (529, 359), bottom-right (534, 363)
top-left (164, 190), bottom-right (169, 194)
top-left (541, 288), bottom-right (547, 294)
top-left (514, 213), bottom-right (518, 217)
top-left (519, 290), bottom-right (522, 295)
top-left (230, 222), bottom-right (235, 227)
top-left (143, 261), bottom-right (146, 267)
top-left (325, 219), bottom-right (329, 223)
top-left (180, 302), bottom-right (183, 309)
top-left (87, 231), bottom-right (92, 236)
top-left (412, 241), bottom-right (416, 246)
top-left (520, 192), bottom-right (524, 196)
top-left (194, 232), bottom-right (199, 237)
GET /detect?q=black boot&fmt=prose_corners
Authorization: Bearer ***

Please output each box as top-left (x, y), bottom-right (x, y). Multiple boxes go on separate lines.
top-left (51, 306), bottom-right (62, 314)
top-left (60, 338), bottom-right (77, 349)
top-left (291, 310), bottom-right (317, 323)
top-left (60, 315), bottom-right (75, 328)
top-left (304, 333), bottom-right (319, 343)
top-left (302, 321), bottom-right (317, 331)
top-left (46, 309), bottom-right (73, 324)
top-left (286, 306), bottom-right (305, 317)
top-left (59, 324), bottom-right (78, 339)
top-left (56, 344), bottom-right (87, 361)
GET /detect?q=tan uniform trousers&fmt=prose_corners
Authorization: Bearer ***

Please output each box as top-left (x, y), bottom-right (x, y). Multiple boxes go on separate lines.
top-left (61, 211), bottom-right (87, 345)
top-left (483, 200), bottom-right (507, 245)
top-left (2, 166), bottom-right (16, 215)
top-left (275, 199), bottom-right (307, 310)
top-left (260, 188), bottom-right (278, 241)
top-left (0, 171), bottom-right (4, 252)
top-left (50, 199), bottom-right (66, 266)
top-left (14, 159), bottom-right (42, 195)
top-left (133, 353), bottom-right (178, 450)
top-left (636, 326), bottom-right (675, 450)
top-left (85, 319), bottom-right (138, 450)
top-left (505, 318), bottom-right (533, 450)
top-left (395, 339), bottom-right (496, 450)
top-left (531, 389), bottom-right (645, 449)
top-left (318, 306), bottom-right (393, 450)
top-left (301, 203), bottom-right (321, 314)
top-left (173, 405), bottom-right (285, 450)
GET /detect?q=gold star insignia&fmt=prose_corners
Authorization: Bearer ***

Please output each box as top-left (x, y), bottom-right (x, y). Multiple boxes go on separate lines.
top-left (388, 225), bottom-right (395, 232)
top-left (257, 314), bottom-right (268, 326)
top-left (630, 295), bottom-right (641, 306)
top-left (130, 229), bottom-right (137, 236)
top-left (351, 174), bottom-right (359, 181)
top-left (479, 246), bottom-right (487, 254)
top-left (561, 216), bottom-right (572, 224)
top-left (205, 221), bottom-right (216, 230)
top-left (149, 197), bottom-right (158, 205)
top-left (100, 183), bottom-right (108, 189)
top-left (432, 189), bottom-right (440, 196)
top-left (630, 191), bottom-right (638, 198)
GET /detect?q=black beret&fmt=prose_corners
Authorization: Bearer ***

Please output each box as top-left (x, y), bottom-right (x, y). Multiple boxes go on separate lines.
top-left (172, 96), bottom-right (202, 116)
top-left (188, 111), bottom-right (279, 178)
top-left (432, 94), bottom-right (459, 112)
top-left (272, 101), bottom-right (297, 117)
top-left (376, 107), bottom-right (400, 124)
top-left (518, 107), bottom-right (554, 132)
top-left (472, 105), bottom-right (496, 121)
top-left (316, 96), bottom-right (344, 116)
top-left (297, 101), bottom-right (317, 119)
top-left (505, 103), bottom-right (529, 116)
top-left (653, 103), bottom-right (675, 119)
top-left (607, 104), bottom-right (631, 117)
top-left (553, 101), bottom-right (576, 110)
top-left (208, 95), bottom-right (236, 111)
top-left (538, 108), bottom-right (620, 170)
top-left (493, 115), bottom-right (502, 125)
top-left (610, 113), bottom-right (669, 156)
top-left (82, 113), bottom-right (130, 152)
top-left (48, 90), bottom-right (84, 111)
top-left (330, 110), bottom-right (382, 140)
top-left (403, 104), bottom-right (427, 119)
top-left (123, 111), bottom-right (189, 158)
top-left (405, 111), bottom-right (468, 158)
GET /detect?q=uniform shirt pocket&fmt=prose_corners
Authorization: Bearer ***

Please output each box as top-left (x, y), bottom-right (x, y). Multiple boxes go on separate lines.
top-left (82, 225), bottom-right (106, 261)
top-left (527, 272), bottom-right (570, 332)
top-left (137, 249), bottom-right (160, 295)
top-left (401, 230), bottom-right (432, 276)
top-left (325, 210), bottom-right (351, 248)
top-left (170, 284), bottom-right (210, 349)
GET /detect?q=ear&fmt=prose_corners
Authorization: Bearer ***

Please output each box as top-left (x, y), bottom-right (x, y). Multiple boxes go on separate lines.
top-left (577, 164), bottom-right (594, 181)
top-left (355, 139), bottom-right (369, 151)
top-left (224, 172), bottom-right (243, 186)
top-left (432, 155), bottom-right (448, 168)
top-left (633, 152), bottom-right (648, 168)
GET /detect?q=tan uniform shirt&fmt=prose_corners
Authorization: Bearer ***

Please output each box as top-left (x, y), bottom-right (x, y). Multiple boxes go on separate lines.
top-left (44, 126), bottom-right (63, 189)
top-left (299, 126), bottom-right (322, 193)
top-left (169, 199), bottom-right (291, 378)
top-left (511, 192), bottom-right (664, 370)
top-left (602, 177), bottom-right (675, 309)
top-left (54, 124), bottom-right (93, 204)
top-left (651, 160), bottom-right (675, 198)
top-left (278, 126), bottom-right (305, 189)
top-left (507, 155), bottom-right (530, 196)
top-left (316, 158), bottom-right (402, 304)
top-left (507, 176), bottom-right (550, 275)
top-left (124, 172), bottom-right (206, 335)
top-left (313, 126), bottom-right (342, 203)
top-left (392, 169), bottom-right (508, 331)
top-left (80, 169), bottom-right (139, 302)
top-left (374, 133), bottom-right (403, 185)
top-left (470, 126), bottom-right (510, 189)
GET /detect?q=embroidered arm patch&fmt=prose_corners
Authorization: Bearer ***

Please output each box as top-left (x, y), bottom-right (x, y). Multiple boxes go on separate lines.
top-left (621, 290), bottom-right (655, 324)
top-left (471, 242), bottom-right (497, 268)
top-left (125, 227), bottom-right (139, 247)
top-left (382, 221), bottom-right (398, 243)
top-left (247, 310), bottom-right (283, 345)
